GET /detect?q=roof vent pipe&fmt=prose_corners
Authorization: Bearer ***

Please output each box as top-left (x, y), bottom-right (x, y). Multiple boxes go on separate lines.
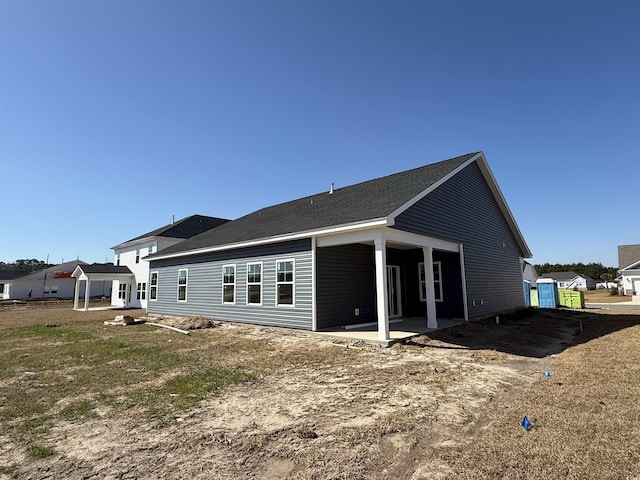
top-left (172, 215), bottom-right (175, 224)
top-left (329, 182), bottom-right (334, 195)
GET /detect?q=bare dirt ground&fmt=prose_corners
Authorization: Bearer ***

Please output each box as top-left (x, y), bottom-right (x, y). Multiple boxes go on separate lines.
top-left (1, 301), bottom-right (639, 479)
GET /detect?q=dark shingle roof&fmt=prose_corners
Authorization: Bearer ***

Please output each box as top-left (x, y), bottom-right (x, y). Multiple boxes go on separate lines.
top-left (117, 215), bottom-right (230, 246)
top-left (152, 153), bottom-right (478, 258)
top-left (540, 271), bottom-right (594, 281)
top-left (78, 264), bottom-right (133, 275)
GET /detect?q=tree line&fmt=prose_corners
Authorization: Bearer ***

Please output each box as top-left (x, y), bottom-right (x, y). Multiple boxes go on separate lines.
top-left (0, 259), bottom-right (52, 274)
top-left (534, 262), bottom-right (618, 282)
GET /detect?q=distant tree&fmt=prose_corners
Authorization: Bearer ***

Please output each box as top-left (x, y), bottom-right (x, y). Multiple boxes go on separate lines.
top-left (0, 259), bottom-right (51, 274)
top-left (534, 262), bottom-right (617, 280)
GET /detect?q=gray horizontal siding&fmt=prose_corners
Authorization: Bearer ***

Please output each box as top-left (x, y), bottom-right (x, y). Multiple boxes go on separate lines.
top-left (316, 244), bottom-right (376, 329)
top-left (147, 240), bottom-right (313, 330)
top-left (394, 161), bottom-right (525, 318)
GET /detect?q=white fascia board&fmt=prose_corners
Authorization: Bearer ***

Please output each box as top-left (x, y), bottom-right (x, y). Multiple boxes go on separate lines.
top-left (383, 228), bottom-right (460, 252)
top-left (620, 259), bottom-right (640, 271)
top-left (149, 218), bottom-right (390, 261)
top-left (316, 227), bottom-right (460, 252)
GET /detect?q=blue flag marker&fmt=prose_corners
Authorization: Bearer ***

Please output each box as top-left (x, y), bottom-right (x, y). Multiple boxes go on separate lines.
top-left (522, 416), bottom-right (531, 431)
top-left (544, 369), bottom-right (551, 378)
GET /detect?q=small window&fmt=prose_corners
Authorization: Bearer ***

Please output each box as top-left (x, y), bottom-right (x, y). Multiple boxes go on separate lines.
top-left (247, 263), bottom-right (262, 305)
top-left (137, 282), bottom-right (147, 300)
top-left (276, 260), bottom-right (294, 306)
top-left (419, 261), bottom-right (443, 302)
top-left (118, 283), bottom-right (127, 300)
top-left (222, 265), bottom-right (235, 304)
top-left (115, 254), bottom-right (120, 266)
top-left (149, 272), bottom-right (158, 300)
top-left (177, 269), bottom-right (188, 302)
top-left (149, 244), bottom-right (155, 254)
top-left (135, 248), bottom-right (140, 264)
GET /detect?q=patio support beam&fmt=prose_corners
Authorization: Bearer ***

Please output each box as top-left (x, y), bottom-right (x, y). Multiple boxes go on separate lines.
top-left (374, 234), bottom-right (390, 341)
top-left (83, 279), bottom-right (91, 311)
top-left (422, 246), bottom-right (438, 328)
top-left (73, 279), bottom-right (81, 310)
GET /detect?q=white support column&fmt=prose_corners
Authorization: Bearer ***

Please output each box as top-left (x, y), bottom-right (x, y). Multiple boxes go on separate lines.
top-left (374, 234), bottom-right (389, 341)
top-left (74, 279), bottom-right (81, 310)
top-left (459, 244), bottom-right (469, 321)
top-left (422, 247), bottom-right (438, 329)
top-left (83, 279), bottom-right (90, 311)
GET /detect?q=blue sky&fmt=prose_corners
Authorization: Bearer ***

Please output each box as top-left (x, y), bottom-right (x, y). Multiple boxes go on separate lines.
top-left (1, 0), bottom-right (638, 267)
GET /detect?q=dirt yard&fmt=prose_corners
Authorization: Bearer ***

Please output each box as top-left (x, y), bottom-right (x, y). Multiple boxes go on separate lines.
top-left (1, 301), bottom-right (639, 479)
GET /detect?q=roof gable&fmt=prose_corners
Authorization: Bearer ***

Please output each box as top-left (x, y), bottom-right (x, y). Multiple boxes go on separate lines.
top-left (150, 152), bottom-right (531, 260)
top-left (618, 244), bottom-right (640, 270)
top-left (620, 258), bottom-right (640, 271)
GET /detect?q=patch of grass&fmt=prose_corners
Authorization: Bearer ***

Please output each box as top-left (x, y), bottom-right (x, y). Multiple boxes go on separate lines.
top-left (60, 399), bottom-right (98, 421)
top-left (160, 368), bottom-right (256, 407)
top-left (26, 444), bottom-right (56, 458)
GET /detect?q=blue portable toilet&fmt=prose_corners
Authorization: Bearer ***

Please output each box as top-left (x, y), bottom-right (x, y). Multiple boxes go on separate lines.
top-left (536, 278), bottom-right (558, 308)
top-left (523, 280), bottom-right (531, 307)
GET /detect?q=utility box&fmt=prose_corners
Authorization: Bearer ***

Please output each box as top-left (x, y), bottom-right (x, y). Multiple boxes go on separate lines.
top-left (536, 279), bottom-right (558, 308)
top-left (558, 289), bottom-right (585, 309)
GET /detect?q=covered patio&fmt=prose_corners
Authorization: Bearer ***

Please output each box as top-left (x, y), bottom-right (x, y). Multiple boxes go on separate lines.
top-left (315, 226), bottom-right (469, 341)
top-left (71, 264), bottom-right (133, 311)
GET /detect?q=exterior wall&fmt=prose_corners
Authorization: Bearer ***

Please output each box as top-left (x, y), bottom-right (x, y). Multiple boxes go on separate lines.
top-left (147, 239), bottom-right (313, 330)
top-left (316, 244), bottom-right (376, 329)
top-left (393, 161), bottom-right (526, 319)
top-left (112, 238), bottom-right (181, 308)
top-left (7, 264), bottom-right (107, 299)
top-left (621, 270), bottom-right (640, 295)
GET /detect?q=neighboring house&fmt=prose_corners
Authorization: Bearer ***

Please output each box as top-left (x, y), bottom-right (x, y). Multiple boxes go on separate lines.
top-left (538, 271), bottom-right (596, 290)
top-left (1, 260), bottom-right (108, 299)
top-left (618, 244), bottom-right (640, 296)
top-left (146, 151), bottom-right (532, 341)
top-left (72, 215), bottom-right (229, 310)
top-left (523, 261), bottom-right (538, 285)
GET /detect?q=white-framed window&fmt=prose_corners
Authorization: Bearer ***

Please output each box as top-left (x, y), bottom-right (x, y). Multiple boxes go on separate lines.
top-left (247, 262), bottom-right (262, 305)
top-left (137, 282), bottom-right (147, 300)
top-left (222, 264), bottom-right (235, 304)
top-left (135, 248), bottom-right (141, 264)
top-left (148, 244), bottom-right (155, 254)
top-left (149, 272), bottom-right (158, 301)
top-left (276, 259), bottom-right (294, 306)
top-left (115, 254), bottom-right (120, 266)
top-left (419, 261), bottom-right (443, 302)
top-left (118, 283), bottom-right (127, 300)
top-left (177, 269), bottom-right (188, 302)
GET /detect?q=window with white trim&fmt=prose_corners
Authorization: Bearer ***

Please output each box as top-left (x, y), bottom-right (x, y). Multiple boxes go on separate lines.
top-left (118, 283), bottom-right (127, 300)
top-left (276, 260), bottom-right (294, 306)
top-left (419, 261), bottom-right (443, 302)
top-left (222, 265), bottom-right (235, 304)
top-left (149, 272), bottom-right (158, 300)
top-left (135, 248), bottom-right (140, 264)
top-left (247, 263), bottom-right (262, 305)
top-left (137, 282), bottom-right (147, 300)
top-left (115, 254), bottom-right (120, 266)
top-left (177, 269), bottom-right (188, 302)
